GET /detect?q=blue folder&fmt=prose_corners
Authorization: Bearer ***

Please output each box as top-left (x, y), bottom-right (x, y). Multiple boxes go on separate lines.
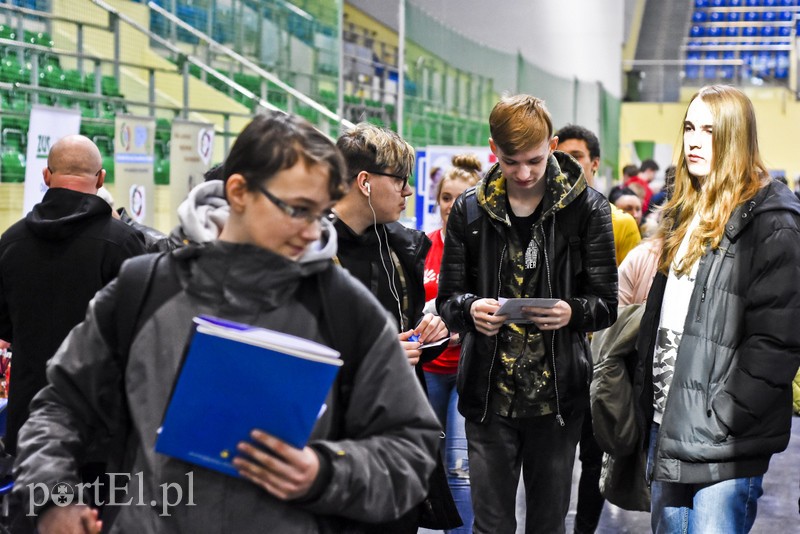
top-left (155, 316), bottom-right (342, 478)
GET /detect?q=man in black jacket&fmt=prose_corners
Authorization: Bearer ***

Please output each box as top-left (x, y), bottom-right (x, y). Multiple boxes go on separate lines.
top-left (0, 135), bottom-right (146, 532)
top-left (0, 135), bottom-right (146, 456)
top-left (437, 95), bottom-right (617, 534)
top-left (332, 123), bottom-right (454, 532)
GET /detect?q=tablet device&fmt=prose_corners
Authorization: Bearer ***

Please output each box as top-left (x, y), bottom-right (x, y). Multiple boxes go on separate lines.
top-left (494, 297), bottom-right (559, 324)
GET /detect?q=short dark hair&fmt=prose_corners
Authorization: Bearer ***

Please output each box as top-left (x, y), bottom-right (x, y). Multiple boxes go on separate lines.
top-left (224, 111), bottom-right (347, 201)
top-left (640, 159), bottom-right (659, 172)
top-left (204, 163), bottom-right (225, 182)
top-left (622, 164), bottom-right (639, 178)
top-left (555, 124), bottom-right (600, 160)
top-left (609, 185), bottom-right (638, 205)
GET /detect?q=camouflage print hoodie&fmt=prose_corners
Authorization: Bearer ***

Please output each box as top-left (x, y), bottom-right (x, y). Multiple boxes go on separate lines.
top-left (477, 152), bottom-right (587, 418)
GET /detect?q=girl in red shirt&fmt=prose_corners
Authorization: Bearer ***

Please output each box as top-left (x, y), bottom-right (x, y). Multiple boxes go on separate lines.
top-left (422, 154), bottom-right (481, 533)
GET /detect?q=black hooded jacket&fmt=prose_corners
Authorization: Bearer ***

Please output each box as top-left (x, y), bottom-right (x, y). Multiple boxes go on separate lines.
top-left (0, 187), bottom-right (145, 453)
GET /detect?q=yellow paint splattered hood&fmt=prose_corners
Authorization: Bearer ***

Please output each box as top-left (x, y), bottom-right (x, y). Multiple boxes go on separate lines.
top-left (475, 151), bottom-right (587, 224)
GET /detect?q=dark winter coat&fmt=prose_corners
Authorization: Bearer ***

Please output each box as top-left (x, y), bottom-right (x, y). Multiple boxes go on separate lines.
top-left (634, 180), bottom-right (800, 484)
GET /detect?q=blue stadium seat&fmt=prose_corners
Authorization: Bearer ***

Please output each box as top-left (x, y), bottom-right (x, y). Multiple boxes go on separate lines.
top-left (745, 11), bottom-right (761, 21)
top-left (763, 10), bottom-right (777, 22)
top-left (711, 0), bottom-right (727, 6)
top-left (693, 10), bottom-right (709, 23)
top-left (721, 50), bottom-right (736, 78)
top-left (708, 26), bottom-right (723, 37)
top-left (780, 0), bottom-right (795, 6)
top-left (779, 10), bottom-right (793, 20)
top-left (775, 51), bottom-right (790, 77)
top-left (685, 59), bottom-right (701, 79)
top-left (761, 25), bottom-right (776, 36)
top-left (745, 0), bottom-right (762, 6)
top-left (752, 51), bottom-right (770, 76)
top-left (726, 26), bottom-right (741, 36)
top-left (690, 25), bottom-right (706, 37)
top-left (730, 0), bottom-right (743, 5)
top-left (743, 26), bottom-right (759, 36)
top-left (695, 0), bottom-right (710, 6)
top-left (779, 25), bottom-right (792, 35)
top-left (764, 0), bottom-right (778, 6)
top-left (710, 11), bottom-right (725, 22)
top-left (728, 11), bottom-right (742, 21)
top-left (704, 51), bottom-right (720, 78)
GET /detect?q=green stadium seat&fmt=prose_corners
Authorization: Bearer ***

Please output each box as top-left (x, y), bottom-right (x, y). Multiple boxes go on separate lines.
top-left (1, 149), bottom-right (25, 183)
top-left (63, 69), bottom-right (85, 92)
top-left (155, 118), bottom-right (171, 143)
top-left (93, 135), bottom-right (114, 184)
top-left (39, 64), bottom-right (66, 89)
top-left (154, 140), bottom-right (170, 185)
top-left (0, 93), bottom-right (29, 130)
top-left (1, 128), bottom-right (26, 183)
top-left (0, 25), bottom-right (16, 41)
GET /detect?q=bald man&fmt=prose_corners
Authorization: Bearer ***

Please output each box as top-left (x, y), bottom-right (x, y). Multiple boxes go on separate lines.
top-left (0, 135), bottom-right (146, 458)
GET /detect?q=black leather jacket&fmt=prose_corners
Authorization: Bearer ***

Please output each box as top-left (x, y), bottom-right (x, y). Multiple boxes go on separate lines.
top-left (438, 152), bottom-right (618, 423)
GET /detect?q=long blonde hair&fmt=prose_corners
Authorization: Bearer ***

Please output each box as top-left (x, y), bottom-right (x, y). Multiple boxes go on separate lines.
top-left (658, 85), bottom-right (768, 275)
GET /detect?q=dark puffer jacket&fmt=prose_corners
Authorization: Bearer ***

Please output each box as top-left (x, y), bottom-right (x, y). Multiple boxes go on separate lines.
top-left (634, 179), bottom-right (800, 484)
top-left (437, 152), bottom-right (618, 424)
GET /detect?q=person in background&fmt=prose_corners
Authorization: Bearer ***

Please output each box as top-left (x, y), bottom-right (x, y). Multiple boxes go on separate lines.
top-left (625, 159), bottom-right (658, 215)
top-left (13, 111), bottom-right (440, 533)
top-left (0, 135), bottom-right (147, 533)
top-left (556, 125), bottom-right (641, 265)
top-left (333, 122), bottom-right (456, 533)
top-left (621, 164), bottom-right (639, 186)
top-left (555, 125), bottom-right (640, 534)
top-left (634, 84), bottom-right (800, 533)
top-left (422, 154), bottom-right (482, 534)
top-left (609, 186), bottom-right (643, 228)
top-left (168, 164), bottom-right (230, 246)
top-left (438, 95), bottom-right (617, 534)
top-left (97, 186), bottom-right (176, 253)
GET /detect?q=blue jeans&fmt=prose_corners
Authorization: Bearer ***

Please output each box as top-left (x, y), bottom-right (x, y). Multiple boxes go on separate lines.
top-left (424, 371), bottom-right (473, 534)
top-left (647, 423), bottom-right (763, 534)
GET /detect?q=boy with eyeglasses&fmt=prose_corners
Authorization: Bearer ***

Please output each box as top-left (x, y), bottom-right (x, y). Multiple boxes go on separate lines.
top-left (333, 122), bottom-right (458, 532)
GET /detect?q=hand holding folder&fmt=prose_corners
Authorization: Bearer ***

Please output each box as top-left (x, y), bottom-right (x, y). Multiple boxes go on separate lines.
top-left (155, 316), bottom-right (342, 478)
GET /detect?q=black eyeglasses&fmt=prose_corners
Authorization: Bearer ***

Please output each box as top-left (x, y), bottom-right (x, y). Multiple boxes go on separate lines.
top-left (362, 169), bottom-right (410, 192)
top-left (257, 185), bottom-right (334, 225)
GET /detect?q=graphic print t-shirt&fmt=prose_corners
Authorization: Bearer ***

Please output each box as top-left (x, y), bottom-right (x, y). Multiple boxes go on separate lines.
top-left (653, 214), bottom-right (701, 424)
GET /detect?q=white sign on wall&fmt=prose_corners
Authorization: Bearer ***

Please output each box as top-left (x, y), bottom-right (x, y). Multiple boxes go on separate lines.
top-left (114, 115), bottom-right (156, 227)
top-left (22, 105), bottom-right (82, 215)
top-left (168, 119), bottom-right (215, 229)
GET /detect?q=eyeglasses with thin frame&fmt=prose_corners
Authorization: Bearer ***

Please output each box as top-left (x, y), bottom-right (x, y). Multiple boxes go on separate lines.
top-left (256, 185), bottom-right (335, 225)
top-left (361, 169), bottom-right (410, 192)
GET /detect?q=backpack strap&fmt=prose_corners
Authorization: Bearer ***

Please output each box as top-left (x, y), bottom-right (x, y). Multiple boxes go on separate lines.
top-left (465, 188), bottom-right (480, 226)
top-left (114, 251), bottom-right (181, 364)
top-left (296, 265), bottom-right (360, 440)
